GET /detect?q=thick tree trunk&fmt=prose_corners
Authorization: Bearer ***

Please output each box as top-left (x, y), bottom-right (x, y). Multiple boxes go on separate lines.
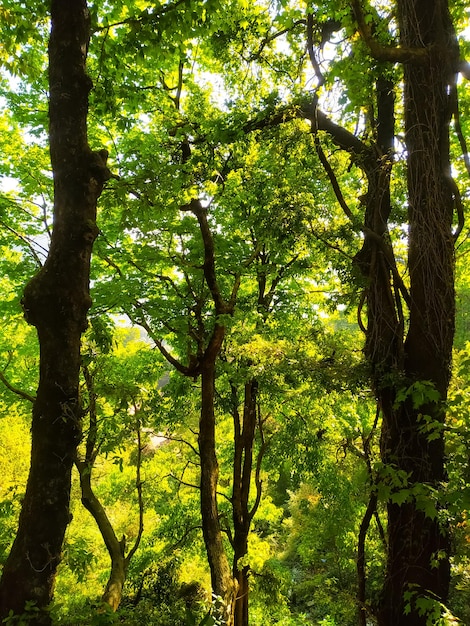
top-left (377, 1), bottom-right (457, 623)
top-left (0, 2), bottom-right (109, 623)
top-left (199, 358), bottom-right (237, 625)
top-left (102, 560), bottom-right (127, 611)
top-left (352, 77), bottom-right (405, 625)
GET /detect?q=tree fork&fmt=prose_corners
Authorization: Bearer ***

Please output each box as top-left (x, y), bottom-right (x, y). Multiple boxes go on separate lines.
top-left (0, 1), bottom-right (110, 623)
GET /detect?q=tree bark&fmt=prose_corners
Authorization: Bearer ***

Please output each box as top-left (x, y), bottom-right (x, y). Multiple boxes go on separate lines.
top-left (235, 2), bottom-right (458, 619)
top-left (314, 4), bottom-right (457, 620)
top-left (0, 2), bottom-right (109, 623)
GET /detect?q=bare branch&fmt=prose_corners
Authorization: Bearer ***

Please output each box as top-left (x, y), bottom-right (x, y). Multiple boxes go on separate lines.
top-left (167, 473), bottom-right (201, 493)
top-left (0, 217), bottom-right (45, 267)
top-left (165, 434), bottom-right (200, 458)
top-left (307, 222), bottom-right (354, 260)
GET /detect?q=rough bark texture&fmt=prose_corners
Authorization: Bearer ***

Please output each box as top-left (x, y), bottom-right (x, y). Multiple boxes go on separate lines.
top-left (377, 1), bottom-right (457, 623)
top-left (0, 2), bottom-right (109, 623)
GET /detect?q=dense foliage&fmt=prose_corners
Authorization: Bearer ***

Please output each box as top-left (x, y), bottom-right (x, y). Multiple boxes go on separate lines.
top-left (1, 0), bottom-right (470, 624)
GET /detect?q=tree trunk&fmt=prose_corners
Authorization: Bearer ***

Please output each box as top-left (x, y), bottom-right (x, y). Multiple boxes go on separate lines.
top-left (199, 358), bottom-right (237, 625)
top-left (76, 366), bottom-right (144, 613)
top-left (377, 1), bottom-right (457, 623)
top-left (101, 560), bottom-right (127, 611)
top-left (0, 2), bottom-right (109, 623)
top-left (233, 563), bottom-right (249, 626)
top-left (232, 380), bottom-right (259, 626)
top-left (77, 461), bottom-right (127, 611)
top-left (299, 3), bottom-right (457, 620)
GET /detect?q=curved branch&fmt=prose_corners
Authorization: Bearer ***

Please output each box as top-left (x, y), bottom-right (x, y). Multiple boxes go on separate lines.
top-left (125, 421), bottom-right (145, 564)
top-left (0, 217), bottom-right (45, 268)
top-left (313, 133), bottom-right (355, 222)
top-left (306, 14), bottom-right (325, 87)
top-left (357, 290), bottom-right (368, 334)
top-left (189, 199), bottom-right (228, 314)
top-left (351, 0), bottom-right (429, 64)
top-left (129, 305), bottom-right (201, 376)
top-left (0, 370), bottom-right (36, 404)
top-left (165, 434), bottom-right (200, 458)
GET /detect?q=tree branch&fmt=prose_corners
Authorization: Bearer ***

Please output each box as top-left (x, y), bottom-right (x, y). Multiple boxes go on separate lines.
top-left (247, 19), bottom-right (306, 61)
top-left (0, 370), bottom-right (36, 404)
top-left (313, 133), bottom-right (355, 222)
top-left (125, 418), bottom-right (145, 564)
top-left (94, 0), bottom-right (190, 31)
top-left (306, 14), bottom-right (325, 88)
top-left (351, 0), bottom-right (429, 64)
top-left (249, 401), bottom-right (266, 522)
top-left (189, 198), bottom-right (229, 315)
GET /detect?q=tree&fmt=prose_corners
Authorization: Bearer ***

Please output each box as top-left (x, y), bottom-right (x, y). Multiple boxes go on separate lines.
top-left (0, 1), bottom-right (110, 622)
top-left (373, 1), bottom-right (460, 622)
top-left (76, 356), bottom-right (145, 612)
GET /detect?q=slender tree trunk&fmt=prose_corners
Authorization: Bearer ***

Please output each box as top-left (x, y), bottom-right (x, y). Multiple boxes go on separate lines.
top-left (76, 366), bottom-right (144, 612)
top-left (199, 358), bottom-right (237, 625)
top-left (147, 199), bottom-right (240, 624)
top-left (377, 1), bottom-right (457, 623)
top-left (233, 555), bottom-right (249, 626)
top-left (352, 76), bottom-right (404, 625)
top-left (232, 380), bottom-right (259, 626)
top-left (77, 462), bottom-right (127, 611)
top-left (0, 2), bottom-right (109, 623)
